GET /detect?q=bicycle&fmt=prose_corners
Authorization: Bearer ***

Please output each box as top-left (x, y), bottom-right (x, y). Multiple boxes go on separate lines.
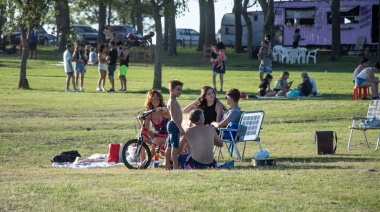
top-left (121, 108), bottom-right (167, 169)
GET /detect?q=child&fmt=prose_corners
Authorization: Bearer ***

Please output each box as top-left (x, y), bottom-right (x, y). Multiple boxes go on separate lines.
top-left (211, 42), bottom-right (227, 92)
top-left (216, 42), bottom-right (226, 70)
top-left (257, 40), bottom-right (272, 82)
top-left (264, 34), bottom-right (272, 55)
top-left (259, 74), bottom-right (277, 97)
top-left (273, 71), bottom-right (293, 96)
top-left (72, 44), bottom-right (87, 92)
top-left (165, 79), bottom-right (185, 170)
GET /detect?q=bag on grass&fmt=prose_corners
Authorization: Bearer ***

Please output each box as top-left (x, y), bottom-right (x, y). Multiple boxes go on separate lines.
top-left (107, 143), bottom-right (120, 163)
top-left (286, 89), bottom-right (301, 98)
top-left (51, 150), bottom-right (81, 163)
top-left (223, 122), bottom-right (239, 141)
top-left (314, 131), bottom-right (337, 155)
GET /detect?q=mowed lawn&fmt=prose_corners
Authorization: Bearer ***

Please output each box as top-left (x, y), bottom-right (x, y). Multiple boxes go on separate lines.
top-left (0, 46), bottom-right (379, 211)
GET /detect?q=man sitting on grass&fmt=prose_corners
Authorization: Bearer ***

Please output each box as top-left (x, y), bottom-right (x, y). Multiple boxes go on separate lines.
top-left (178, 109), bottom-right (223, 169)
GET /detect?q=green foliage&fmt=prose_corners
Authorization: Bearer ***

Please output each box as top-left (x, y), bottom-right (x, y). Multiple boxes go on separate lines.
top-left (0, 46), bottom-right (379, 211)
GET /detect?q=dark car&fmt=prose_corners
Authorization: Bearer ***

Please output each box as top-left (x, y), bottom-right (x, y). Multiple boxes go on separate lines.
top-left (71, 24), bottom-right (98, 46)
top-left (106, 25), bottom-right (141, 43)
top-left (2, 26), bottom-right (49, 45)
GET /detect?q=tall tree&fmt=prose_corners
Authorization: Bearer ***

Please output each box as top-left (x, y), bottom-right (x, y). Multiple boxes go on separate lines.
top-left (377, 0), bottom-right (380, 60)
top-left (258, 0), bottom-right (274, 41)
top-left (204, 0), bottom-right (215, 46)
top-left (55, 0), bottom-right (70, 52)
top-left (167, 0), bottom-right (177, 56)
top-left (197, 0), bottom-right (206, 51)
top-left (233, 0), bottom-right (243, 53)
top-left (3, 0), bottom-right (52, 89)
top-left (163, 14), bottom-right (169, 50)
top-left (242, 0), bottom-right (256, 58)
top-left (98, 0), bottom-right (106, 45)
top-left (329, 0), bottom-right (340, 61)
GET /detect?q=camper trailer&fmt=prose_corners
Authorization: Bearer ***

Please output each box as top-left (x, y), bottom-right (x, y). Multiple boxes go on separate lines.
top-left (219, 0), bottom-right (379, 48)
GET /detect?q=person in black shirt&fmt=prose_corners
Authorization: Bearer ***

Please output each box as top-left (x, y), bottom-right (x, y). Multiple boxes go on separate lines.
top-left (258, 74), bottom-right (277, 97)
top-left (117, 41), bottom-right (129, 91)
top-left (106, 41), bottom-right (118, 92)
top-left (298, 74), bottom-right (313, 96)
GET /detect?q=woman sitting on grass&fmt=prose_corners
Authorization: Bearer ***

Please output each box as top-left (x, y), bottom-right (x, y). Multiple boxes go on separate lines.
top-left (273, 71), bottom-right (293, 97)
top-left (259, 74), bottom-right (277, 97)
top-left (183, 86), bottom-right (224, 126)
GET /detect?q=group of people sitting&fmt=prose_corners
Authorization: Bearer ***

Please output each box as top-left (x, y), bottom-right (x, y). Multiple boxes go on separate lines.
top-left (141, 85), bottom-right (242, 170)
top-left (353, 57), bottom-right (380, 99)
top-left (258, 71), bottom-right (318, 97)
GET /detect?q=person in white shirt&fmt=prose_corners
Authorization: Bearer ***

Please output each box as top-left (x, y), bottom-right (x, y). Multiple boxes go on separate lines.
top-left (301, 71), bottom-right (318, 96)
top-left (63, 43), bottom-right (76, 92)
top-left (88, 47), bottom-right (98, 65)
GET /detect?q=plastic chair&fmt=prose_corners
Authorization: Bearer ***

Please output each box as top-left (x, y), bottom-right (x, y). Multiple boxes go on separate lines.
top-left (272, 45), bottom-right (282, 62)
top-left (289, 48), bottom-right (301, 64)
top-left (279, 47), bottom-right (290, 63)
top-left (353, 86), bottom-right (370, 100)
top-left (298, 47), bottom-right (308, 64)
top-left (306, 48), bottom-right (319, 64)
top-left (348, 100), bottom-right (380, 152)
top-left (216, 110), bottom-right (265, 162)
top-left (348, 36), bottom-right (366, 56)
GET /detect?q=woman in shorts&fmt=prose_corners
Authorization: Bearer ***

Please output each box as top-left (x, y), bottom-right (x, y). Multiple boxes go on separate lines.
top-left (97, 45), bottom-right (108, 91)
top-left (72, 44), bottom-right (87, 92)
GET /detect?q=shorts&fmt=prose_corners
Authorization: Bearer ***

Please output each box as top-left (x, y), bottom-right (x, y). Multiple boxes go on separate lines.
top-left (75, 62), bottom-right (86, 74)
top-left (98, 63), bottom-right (107, 71)
top-left (355, 77), bottom-right (366, 86)
top-left (184, 155), bottom-right (216, 169)
top-left (166, 121), bottom-right (180, 148)
top-left (259, 65), bottom-right (272, 74)
top-left (108, 65), bottom-right (117, 77)
top-left (29, 42), bottom-right (36, 50)
top-left (119, 65), bottom-right (128, 76)
top-left (213, 64), bottom-right (226, 74)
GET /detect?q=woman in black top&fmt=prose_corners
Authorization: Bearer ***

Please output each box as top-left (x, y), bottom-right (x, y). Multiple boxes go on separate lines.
top-left (183, 86), bottom-right (225, 125)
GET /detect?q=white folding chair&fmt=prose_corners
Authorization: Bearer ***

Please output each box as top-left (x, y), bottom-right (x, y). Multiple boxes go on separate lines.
top-left (217, 110), bottom-right (265, 162)
top-left (298, 47), bottom-right (308, 64)
top-left (279, 47), bottom-right (290, 63)
top-left (348, 100), bottom-right (380, 152)
top-left (289, 48), bottom-right (301, 64)
top-left (306, 48), bottom-right (319, 64)
top-left (272, 45), bottom-right (282, 62)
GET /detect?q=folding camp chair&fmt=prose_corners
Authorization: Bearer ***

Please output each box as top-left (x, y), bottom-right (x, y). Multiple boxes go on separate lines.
top-left (348, 36), bottom-right (366, 56)
top-left (348, 100), bottom-right (380, 152)
top-left (217, 110), bottom-right (265, 162)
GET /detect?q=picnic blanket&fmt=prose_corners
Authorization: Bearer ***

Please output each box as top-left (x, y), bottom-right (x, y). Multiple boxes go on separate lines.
top-left (51, 153), bottom-right (123, 169)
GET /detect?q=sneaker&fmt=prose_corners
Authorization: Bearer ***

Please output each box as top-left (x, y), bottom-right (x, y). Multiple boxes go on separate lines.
top-left (101, 87), bottom-right (106, 92)
top-left (73, 89), bottom-right (79, 92)
top-left (79, 88), bottom-right (84, 92)
top-left (96, 87), bottom-right (102, 91)
top-left (107, 88), bottom-right (115, 92)
top-left (65, 89), bottom-right (72, 92)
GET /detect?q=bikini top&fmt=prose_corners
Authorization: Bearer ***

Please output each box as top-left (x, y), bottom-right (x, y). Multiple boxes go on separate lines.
top-left (151, 113), bottom-right (170, 134)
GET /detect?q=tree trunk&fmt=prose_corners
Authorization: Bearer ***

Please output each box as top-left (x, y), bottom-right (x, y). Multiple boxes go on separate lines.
top-left (197, 0), bottom-right (206, 51)
top-left (378, 0), bottom-right (380, 60)
top-left (233, 0), bottom-right (243, 53)
top-left (204, 0), bottom-right (215, 46)
top-left (168, 0), bottom-right (177, 56)
top-left (19, 26), bottom-right (30, 89)
top-left (98, 0), bottom-right (106, 45)
top-left (259, 0), bottom-right (275, 38)
top-left (107, 2), bottom-right (111, 26)
top-left (56, 0), bottom-right (70, 53)
top-left (135, 0), bottom-right (144, 35)
top-left (151, 1), bottom-right (163, 90)
top-left (243, 0), bottom-right (253, 58)
top-left (329, 0), bottom-right (341, 61)
top-left (163, 14), bottom-right (169, 50)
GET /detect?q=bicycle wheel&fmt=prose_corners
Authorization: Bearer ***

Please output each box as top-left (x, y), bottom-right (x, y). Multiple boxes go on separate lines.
top-left (121, 139), bottom-right (152, 169)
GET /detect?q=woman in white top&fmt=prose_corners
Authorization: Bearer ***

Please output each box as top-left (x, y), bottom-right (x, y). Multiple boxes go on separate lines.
top-left (353, 57), bottom-right (370, 84)
top-left (355, 62), bottom-right (380, 99)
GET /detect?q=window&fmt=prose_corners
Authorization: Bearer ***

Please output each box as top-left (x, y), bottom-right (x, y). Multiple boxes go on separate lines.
top-left (327, 6), bottom-right (359, 24)
top-left (285, 8), bottom-right (315, 26)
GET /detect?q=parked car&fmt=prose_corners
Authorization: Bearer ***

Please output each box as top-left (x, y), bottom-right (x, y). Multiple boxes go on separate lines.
top-left (2, 26), bottom-right (49, 45)
top-left (105, 24), bottom-right (141, 43)
top-left (176, 28), bottom-right (199, 46)
top-left (71, 24), bottom-right (98, 46)
top-left (47, 34), bottom-right (57, 45)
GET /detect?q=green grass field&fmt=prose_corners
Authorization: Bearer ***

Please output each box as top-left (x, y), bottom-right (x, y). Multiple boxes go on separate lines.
top-left (0, 46), bottom-right (379, 211)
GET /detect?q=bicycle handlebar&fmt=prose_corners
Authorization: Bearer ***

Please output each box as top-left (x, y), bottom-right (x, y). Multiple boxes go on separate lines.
top-left (138, 109), bottom-right (157, 120)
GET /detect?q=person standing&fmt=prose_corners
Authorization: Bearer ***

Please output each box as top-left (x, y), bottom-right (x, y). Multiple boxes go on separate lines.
top-left (293, 28), bottom-right (301, 48)
top-left (257, 40), bottom-right (272, 82)
top-left (72, 44), bottom-right (87, 92)
top-left (63, 43), bottom-right (76, 92)
top-left (28, 29), bottom-right (37, 59)
top-left (97, 45), bottom-right (107, 91)
top-left (117, 41), bottom-right (129, 91)
top-left (211, 42), bottom-right (226, 93)
top-left (165, 80), bottom-right (185, 170)
top-left (106, 41), bottom-right (118, 92)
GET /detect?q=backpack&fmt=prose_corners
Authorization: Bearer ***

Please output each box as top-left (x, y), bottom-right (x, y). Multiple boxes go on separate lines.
top-left (51, 150), bottom-right (81, 163)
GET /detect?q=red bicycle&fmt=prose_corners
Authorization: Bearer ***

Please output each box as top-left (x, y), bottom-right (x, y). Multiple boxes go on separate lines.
top-left (122, 109), bottom-right (167, 169)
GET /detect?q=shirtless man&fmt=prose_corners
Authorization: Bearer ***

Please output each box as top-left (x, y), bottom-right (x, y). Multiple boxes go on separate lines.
top-left (178, 109), bottom-right (223, 169)
top-left (165, 79), bottom-right (185, 170)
